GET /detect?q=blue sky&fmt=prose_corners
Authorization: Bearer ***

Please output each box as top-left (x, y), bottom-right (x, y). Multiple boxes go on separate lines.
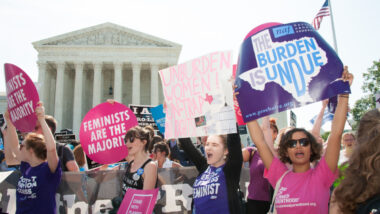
top-left (1, 0), bottom-right (379, 130)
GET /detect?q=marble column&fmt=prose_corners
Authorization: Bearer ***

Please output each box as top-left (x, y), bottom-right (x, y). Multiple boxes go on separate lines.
top-left (150, 64), bottom-right (159, 105)
top-left (114, 62), bottom-right (123, 102)
top-left (54, 62), bottom-right (65, 130)
top-left (73, 62), bottom-right (84, 134)
top-left (92, 62), bottom-right (102, 107)
top-left (37, 61), bottom-right (47, 103)
top-left (132, 63), bottom-right (141, 104)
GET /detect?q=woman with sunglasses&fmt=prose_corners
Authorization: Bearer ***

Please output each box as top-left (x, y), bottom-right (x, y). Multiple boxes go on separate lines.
top-left (4, 102), bottom-right (61, 214)
top-left (244, 67), bottom-right (353, 214)
top-left (121, 125), bottom-right (157, 193)
top-left (111, 126), bottom-right (158, 212)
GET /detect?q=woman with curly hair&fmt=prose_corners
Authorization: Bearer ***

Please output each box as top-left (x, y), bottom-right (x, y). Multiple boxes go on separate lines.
top-left (243, 67), bottom-right (353, 214)
top-left (332, 108), bottom-right (380, 214)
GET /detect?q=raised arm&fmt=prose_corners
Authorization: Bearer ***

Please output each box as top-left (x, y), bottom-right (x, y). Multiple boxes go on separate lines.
top-left (178, 138), bottom-right (207, 173)
top-left (311, 99), bottom-right (328, 141)
top-left (225, 131), bottom-right (243, 174)
top-left (261, 116), bottom-right (278, 157)
top-left (36, 102), bottom-right (59, 173)
top-left (3, 110), bottom-right (22, 165)
top-left (246, 120), bottom-right (274, 169)
top-left (324, 66), bottom-right (353, 172)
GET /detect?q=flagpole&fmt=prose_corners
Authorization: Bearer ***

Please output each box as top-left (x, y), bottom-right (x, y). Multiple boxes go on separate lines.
top-left (328, 0), bottom-right (338, 54)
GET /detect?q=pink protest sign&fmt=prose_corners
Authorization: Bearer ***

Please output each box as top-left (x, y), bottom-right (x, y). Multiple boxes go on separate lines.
top-left (4, 63), bottom-right (39, 132)
top-left (79, 102), bottom-right (138, 164)
top-left (117, 188), bottom-right (159, 214)
top-left (232, 64), bottom-right (245, 126)
top-left (159, 51), bottom-right (237, 139)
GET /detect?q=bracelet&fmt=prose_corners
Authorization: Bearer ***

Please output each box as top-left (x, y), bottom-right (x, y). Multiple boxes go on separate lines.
top-left (338, 94), bottom-right (349, 98)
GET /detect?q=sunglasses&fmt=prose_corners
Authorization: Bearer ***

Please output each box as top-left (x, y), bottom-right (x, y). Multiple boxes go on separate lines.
top-left (125, 136), bottom-right (141, 144)
top-left (287, 138), bottom-right (310, 148)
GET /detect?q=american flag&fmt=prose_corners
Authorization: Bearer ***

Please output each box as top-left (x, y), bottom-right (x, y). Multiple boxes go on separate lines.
top-left (312, 0), bottom-right (330, 30)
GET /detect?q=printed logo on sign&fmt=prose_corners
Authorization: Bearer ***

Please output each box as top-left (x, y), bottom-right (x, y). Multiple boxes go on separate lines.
top-left (272, 25), bottom-right (295, 38)
top-left (240, 29), bottom-right (328, 103)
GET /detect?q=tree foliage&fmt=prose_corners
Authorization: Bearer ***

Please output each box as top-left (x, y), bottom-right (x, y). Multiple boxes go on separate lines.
top-left (351, 60), bottom-right (380, 129)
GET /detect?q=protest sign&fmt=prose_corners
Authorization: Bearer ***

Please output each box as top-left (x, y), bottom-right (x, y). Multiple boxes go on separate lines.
top-left (150, 104), bottom-right (166, 135)
top-left (4, 63), bottom-right (39, 132)
top-left (310, 108), bottom-right (334, 125)
top-left (160, 51), bottom-right (237, 139)
top-left (79, 102), bottom-right (138, 164)
top-left (232, 64), bottom-right (246, 126)
top-left (289, 110), bottom-right (297, 127)
top-left (118, 188), bottom-right (159, 214)
top-left (129, 104), bottom-right (158, 130)
top-left (55, 134), bottom-right (76, 143)
top-left (235, 22), bottom-right (351, 122)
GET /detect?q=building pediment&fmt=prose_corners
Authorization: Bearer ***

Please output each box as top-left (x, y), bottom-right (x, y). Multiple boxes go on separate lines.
top-left (33, 22), bottom-right (180, 48)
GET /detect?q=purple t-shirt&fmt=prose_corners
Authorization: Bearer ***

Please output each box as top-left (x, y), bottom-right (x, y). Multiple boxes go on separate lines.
top-left (247, 147), bottom-right (270, 201)
top-left (193, 165), bottom-right (229, 214)
top-left (16, 161), bottom-right (62, 214)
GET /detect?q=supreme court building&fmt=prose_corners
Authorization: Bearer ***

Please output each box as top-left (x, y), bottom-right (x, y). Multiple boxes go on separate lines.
top-left (33, 23), bottom-right (181, 134)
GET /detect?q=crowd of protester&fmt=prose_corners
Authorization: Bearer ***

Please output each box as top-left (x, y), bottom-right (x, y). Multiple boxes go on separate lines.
top-left (1, 67), bottom-right (379, 214)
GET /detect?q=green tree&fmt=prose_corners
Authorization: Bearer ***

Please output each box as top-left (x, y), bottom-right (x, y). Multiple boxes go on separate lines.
top-left (321, 131), bottom-right (330, 142)
top-left (351, 60), bottom-right (380, 129)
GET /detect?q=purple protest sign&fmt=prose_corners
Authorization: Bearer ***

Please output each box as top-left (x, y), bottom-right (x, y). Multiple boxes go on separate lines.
top-left (4, 63), bottom-right (39, 132)
top-left (118, 188), bottom-right (159, 214)
top-left (79, 102), bottom-right (138, 164)
top-left (235, 22), bottom-right (351, 122)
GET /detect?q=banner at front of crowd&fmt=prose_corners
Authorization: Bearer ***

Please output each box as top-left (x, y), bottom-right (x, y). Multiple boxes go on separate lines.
top-left (235, 22), bottom-right (351, 122)
top-left (0, 167), bottom-right (251, 214)
top-left (129, 104), bottom-right (158, 130)
top-left (79, 102), bottom-right (138, 164)
top-left (159, 51), bottom-right (237, 139)
top-left (4, 63), bottom-right (40, 132)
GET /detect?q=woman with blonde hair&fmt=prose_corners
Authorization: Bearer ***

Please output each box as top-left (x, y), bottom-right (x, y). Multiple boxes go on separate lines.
top-left (332, 108), bottom-right (380, 213)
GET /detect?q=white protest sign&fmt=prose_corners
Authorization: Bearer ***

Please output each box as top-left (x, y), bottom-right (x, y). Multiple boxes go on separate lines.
top-left (159, 51), bottom-right (237, 138)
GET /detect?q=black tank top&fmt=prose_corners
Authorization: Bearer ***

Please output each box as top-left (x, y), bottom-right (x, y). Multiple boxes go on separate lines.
top-left (122, 159), bottom-right (152, 195)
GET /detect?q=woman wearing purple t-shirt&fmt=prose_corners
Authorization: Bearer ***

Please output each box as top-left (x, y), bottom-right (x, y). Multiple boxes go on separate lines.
top-left (4, 102), bottom-right (62, 214)
top-left (242, 117), bottom-right (278, 214)
top-left (243, 68), bottom-right (353, 214)
top-left (179, 131), bottom-right (243, 214)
